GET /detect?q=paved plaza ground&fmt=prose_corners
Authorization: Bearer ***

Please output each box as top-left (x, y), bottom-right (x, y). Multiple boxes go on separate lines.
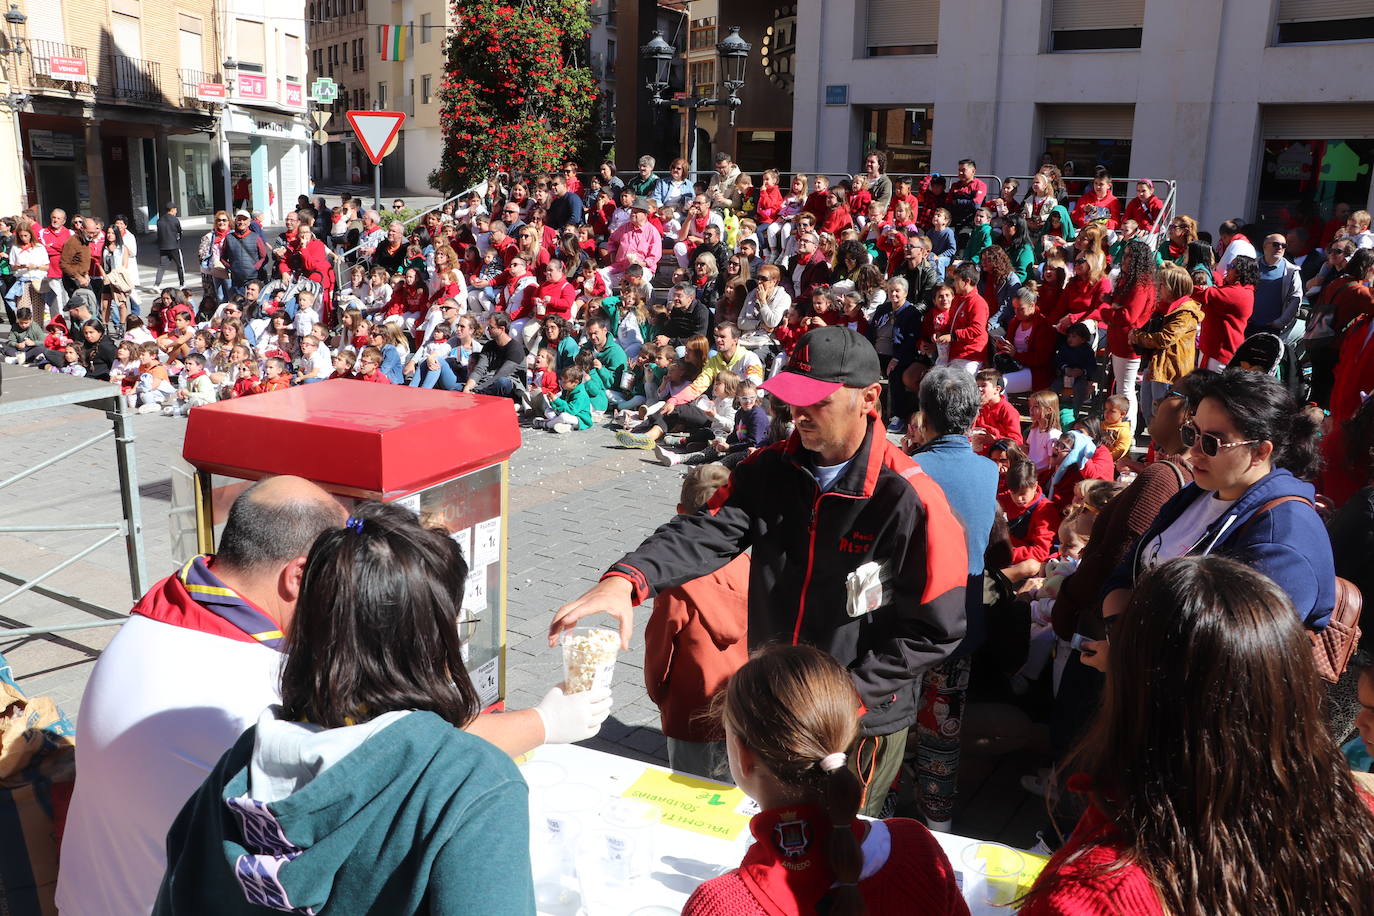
top-left (0, 221), bottom-right (1051, 844)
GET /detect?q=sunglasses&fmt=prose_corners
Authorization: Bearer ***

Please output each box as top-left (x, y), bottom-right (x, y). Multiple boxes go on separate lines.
top-left (1180, 423), bottom-right (1258, 457)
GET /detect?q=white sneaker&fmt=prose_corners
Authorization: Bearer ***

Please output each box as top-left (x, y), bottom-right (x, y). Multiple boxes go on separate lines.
top-left (3, 356), bottom-right (17, 364)
top-left (551, 422), bottom-right (573, 434)
top-left (160, 406), bottom-right (176, 416)
top-left (135, 404), bottom-right (162, 414)
top-left (654, 445), bottom-right (682, 466)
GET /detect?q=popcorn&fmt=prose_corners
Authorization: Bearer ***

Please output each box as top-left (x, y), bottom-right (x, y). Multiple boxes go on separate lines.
top-left (562, 628), bottom-right (620, 694)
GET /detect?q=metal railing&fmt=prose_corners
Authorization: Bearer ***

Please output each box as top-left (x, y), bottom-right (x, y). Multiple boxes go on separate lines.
top-left (108, 54), bottom-right (163, 103)
top-left (26, 39), bottom-right (92, 92)
top-left (178, 67), bottom-right (221, 109)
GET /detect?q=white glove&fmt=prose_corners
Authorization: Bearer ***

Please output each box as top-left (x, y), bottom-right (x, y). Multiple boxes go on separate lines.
top-left (534, 685), bottom-right (612, 745)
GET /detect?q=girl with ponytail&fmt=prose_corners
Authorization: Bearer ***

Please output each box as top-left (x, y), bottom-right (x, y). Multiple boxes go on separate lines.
top-left (681, 645), bottom-right (968, 916)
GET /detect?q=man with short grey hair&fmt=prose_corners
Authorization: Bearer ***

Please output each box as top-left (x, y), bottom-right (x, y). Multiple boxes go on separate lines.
top-left (1250, 232), bottom-right (1302, 340)
top-left (59, 476), bottom-right (348, 916)
top-left (628, 155), bottom-right (658, 198)
top-left (907, 366), bottom-right (998, 832)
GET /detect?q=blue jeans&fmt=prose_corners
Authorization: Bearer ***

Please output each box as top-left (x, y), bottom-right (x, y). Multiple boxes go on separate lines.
top-left (478, 375), bottom-right (517, 399)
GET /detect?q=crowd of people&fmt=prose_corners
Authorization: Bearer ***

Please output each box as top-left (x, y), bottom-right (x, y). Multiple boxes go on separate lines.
top-left (15, 147), bottom-right (1374, 914)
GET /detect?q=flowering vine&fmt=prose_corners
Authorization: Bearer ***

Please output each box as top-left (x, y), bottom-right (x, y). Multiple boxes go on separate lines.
top-left (430, 0), bottom-right (597, 193)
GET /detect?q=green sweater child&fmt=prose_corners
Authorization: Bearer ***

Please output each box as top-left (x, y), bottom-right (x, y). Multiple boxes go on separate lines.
top-left (551, 379), bottom-right (594, 430)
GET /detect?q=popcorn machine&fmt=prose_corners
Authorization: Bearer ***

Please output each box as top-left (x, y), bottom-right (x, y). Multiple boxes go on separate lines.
top-left (179, 380), bottom-right (522, 709)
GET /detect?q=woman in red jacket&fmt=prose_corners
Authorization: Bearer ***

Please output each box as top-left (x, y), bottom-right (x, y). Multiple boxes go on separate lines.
top-left (1102, 240), bottom-right (1157, 426)
top-left (1122, 179), bottom-right (1164, 233)
top-left (998, 287), bottom-right (1058, 394)
top-left (1049, 252), bottom-right (1110, 334)
top-left (1020, 556), bottom-right (1374, 916)
top-left (1191, 255), bottom-right (1257, 369)
top-left (681, 645), bottom-right (968, 916)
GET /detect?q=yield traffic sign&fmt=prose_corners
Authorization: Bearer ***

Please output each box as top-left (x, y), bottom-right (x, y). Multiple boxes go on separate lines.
top-left (346, 110), bottom-right (406, 165)
top-left (310, 108), bottom-right (331, 129)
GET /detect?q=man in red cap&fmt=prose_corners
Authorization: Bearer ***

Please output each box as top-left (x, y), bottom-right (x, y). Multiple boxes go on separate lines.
top-left (552, 326), bottom-right (969, 816)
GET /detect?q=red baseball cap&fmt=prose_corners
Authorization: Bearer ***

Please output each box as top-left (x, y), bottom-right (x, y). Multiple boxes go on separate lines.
top-left (761, 326), bottom-right (882, 407)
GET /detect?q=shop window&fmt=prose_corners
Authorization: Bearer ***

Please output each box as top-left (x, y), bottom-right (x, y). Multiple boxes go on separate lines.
top-left (1257, 139), bottom-right (1374, 237)
top-left (862, 106), bottom-right (934, 174)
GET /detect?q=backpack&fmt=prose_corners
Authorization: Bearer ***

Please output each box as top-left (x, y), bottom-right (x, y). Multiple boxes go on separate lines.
top-left (1237, 495), bottom-right (1361, 684)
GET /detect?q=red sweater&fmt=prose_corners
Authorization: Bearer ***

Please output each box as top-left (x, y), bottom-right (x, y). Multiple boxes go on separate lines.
top-left (1071, 191), bottom-right (1122, 229)
top-left (682, 807), bottom-right (968, 916)
top-left (975, 397), bottom-right (1024, 446)
top-left (360, 370), bottom-right (393, 384)
top-left (643, 553), bottom-right (749, 742)
top-left (1049, 277), bottom-right (1110, 327)
top-left (1331, 313), bottom-right (1374, 423)
top-left (754, 184), bottom-right (783, 223)
top-left (1123, 195), bottom-right (1163, 232)
top-left (802, 190), bottom-right (830, 221)
top-left (530, 278), bottom-right (575, 321)
top-left (947, 289), bottom-right (990, 362)
top-left (818, 206), bottom-right (853, 237)
top-left (386, 281), bottom-right (429, 317)
top-left (1192, 282), bottom-right (1255, 366)
top-left (1008, 490), bottom-right (1061, 565)
top-left (1006, 313), bottom-right (1058, 389)
top-left (1104, 281), bottom-right (1156, 358)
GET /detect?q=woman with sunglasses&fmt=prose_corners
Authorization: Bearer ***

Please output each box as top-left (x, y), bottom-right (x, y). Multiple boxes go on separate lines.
top-left (1102, 367), bottom-right (1333, 631)
top-left (1022, 555), bottom-right (1374, 915)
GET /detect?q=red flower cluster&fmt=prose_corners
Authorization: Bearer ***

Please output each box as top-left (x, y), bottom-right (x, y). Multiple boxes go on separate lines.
top-left (429, 0), bottom-right (597, 193)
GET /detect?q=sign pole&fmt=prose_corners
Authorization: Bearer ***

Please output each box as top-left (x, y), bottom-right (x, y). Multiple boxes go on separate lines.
top-left (374, 160), bottom-right (382, 213)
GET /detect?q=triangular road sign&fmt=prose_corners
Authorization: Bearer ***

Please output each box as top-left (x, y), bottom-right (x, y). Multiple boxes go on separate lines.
top-left (346, 110), bottom-right (406, 165)
top-left (310, 109), bottom-right (330, 129)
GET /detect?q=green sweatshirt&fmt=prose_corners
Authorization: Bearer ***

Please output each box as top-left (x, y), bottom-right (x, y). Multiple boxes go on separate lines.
top-left (155, 709), bottom-right (534, 915)
top-left (581, 365), bottom-right (608, 411)
top-left (551, 382), bottom-right (594, 429)
top-left (961, 223), bottom-right (993, 263)
top-left (588, 340), bottom-right (629, 393)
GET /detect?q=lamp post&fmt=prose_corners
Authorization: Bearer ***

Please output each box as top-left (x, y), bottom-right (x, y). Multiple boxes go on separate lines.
top-left (0, 3), bottom-right (28, 212)
top-left (218, 57), bottom-right (237, 212)
top-left (640, 25), bottom-right (751, 180)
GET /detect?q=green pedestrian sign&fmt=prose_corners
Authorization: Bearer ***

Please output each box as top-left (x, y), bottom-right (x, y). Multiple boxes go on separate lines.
top-left (310, 77), bottom-right (338, 104)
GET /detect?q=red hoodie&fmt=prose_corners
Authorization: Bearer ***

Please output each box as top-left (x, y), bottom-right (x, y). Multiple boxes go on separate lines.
top-left (1007, 489), bottom-right (1061, 565)
top-left (1124, 195), bottom-right (1163, 232)
top-left (1048, 276), bottom-right (1111, 327)
top-left (643, 553), bottom-right (750, 741)
top-left (947, 288), bottom-right (990, 362)
top-left (1104, 280), bottom-right (1156, 359)
top-left (1071, 191), bottom-right (1122, 229)
top-left (754, 183), bottom-right (783, 223)
top-left (975, 396), bottom-right (1024, 447)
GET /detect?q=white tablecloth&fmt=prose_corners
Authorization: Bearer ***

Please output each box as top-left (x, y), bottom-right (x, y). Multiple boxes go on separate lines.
top-left (520, 743), bottom-right (1042, 916)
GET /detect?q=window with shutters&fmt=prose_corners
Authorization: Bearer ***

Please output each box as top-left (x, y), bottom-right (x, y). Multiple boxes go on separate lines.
top-left (284, 34), bottom-right (302, 81)
top-left (1274, 0), bottom-right (1374, 44)
top-left (237, 19), bottom-right (266, 68)
top-left (866, 0), bottom-right (938, 56)
top-left (1050, 0), bottom-right (1143, 51)
top-left (1039, 104), bottom-right (1135, 178)
top-left (421, 12), bottom-right (432, 42)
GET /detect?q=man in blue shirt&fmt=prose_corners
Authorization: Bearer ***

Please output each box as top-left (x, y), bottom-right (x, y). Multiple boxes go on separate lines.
top-left (907, 366), bottom-right (1000, 831)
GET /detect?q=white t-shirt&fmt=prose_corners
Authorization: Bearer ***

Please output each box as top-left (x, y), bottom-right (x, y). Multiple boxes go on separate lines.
top-left (1028, 426), bottom-right (1062, 472)
top-left (1141, 491), bottom-right (1237, 570)
top-left (56, 615), bottom-right (283, 916)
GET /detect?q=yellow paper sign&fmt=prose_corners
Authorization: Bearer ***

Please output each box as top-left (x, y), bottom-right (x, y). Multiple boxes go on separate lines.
top-left (622, 769), bottom-right (751, 840)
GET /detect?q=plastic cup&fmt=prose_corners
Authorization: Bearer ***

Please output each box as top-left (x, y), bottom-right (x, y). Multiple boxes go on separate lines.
top-left (599, 797), bottom-right (662, 882)
top-left (561, 627), bottom-right (620, 694)
top-left (961, 842), bottom-right (1025, 908)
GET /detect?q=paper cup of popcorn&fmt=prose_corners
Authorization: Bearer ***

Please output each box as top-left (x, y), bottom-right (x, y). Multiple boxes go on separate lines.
top-left (562, 627), bottom-right (621, 694)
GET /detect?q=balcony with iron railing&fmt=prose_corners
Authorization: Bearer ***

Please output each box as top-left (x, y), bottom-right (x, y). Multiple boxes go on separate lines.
top-left (26, 39), bottom-right (94, 94)
top-left (105, 54), bottom-right (163, 103)
top-left (178, 68), bottom-right (222, 109)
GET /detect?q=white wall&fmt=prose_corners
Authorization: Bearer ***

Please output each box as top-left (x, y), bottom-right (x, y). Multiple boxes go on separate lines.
top-left (793, 0), bottom-right (1374, 231)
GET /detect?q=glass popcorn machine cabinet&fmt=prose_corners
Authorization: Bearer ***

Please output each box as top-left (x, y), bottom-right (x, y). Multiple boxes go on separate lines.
top-left (179, 380), bottom-right (522, 710)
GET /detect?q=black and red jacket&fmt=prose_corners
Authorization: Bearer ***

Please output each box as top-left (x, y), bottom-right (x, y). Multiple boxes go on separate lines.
top-left (604, 418), bottom-right (968, 737)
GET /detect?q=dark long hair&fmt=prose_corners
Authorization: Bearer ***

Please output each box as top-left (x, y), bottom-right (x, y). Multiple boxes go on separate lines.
top-left (1115, 239), bottom-right (1157, 296)
top-left (1194, 368), bottom-right (1321, 479)
top-left (279, 501), bottom-right (479, 729)
top-left (718, 645), bottom-right (868, 916)
top-left (1027, 556), bottom-right (1374, 914)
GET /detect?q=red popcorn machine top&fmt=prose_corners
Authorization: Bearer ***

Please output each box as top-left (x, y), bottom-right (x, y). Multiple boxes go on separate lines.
top-left (179, 380), bottom-right (521, 709)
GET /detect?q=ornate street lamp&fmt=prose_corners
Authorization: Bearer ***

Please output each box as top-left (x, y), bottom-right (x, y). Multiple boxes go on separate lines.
top-left (640, 24), bottom-right (751, 175)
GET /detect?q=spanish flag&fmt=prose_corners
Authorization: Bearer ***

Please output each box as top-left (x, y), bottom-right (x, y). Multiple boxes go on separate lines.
top-left (379, 24), bottom-right (409, 61)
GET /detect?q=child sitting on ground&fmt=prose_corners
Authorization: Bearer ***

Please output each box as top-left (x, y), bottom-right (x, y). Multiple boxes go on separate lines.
top-left (355, 346), bottom-right (393, 384)
top-left (971, 368), bottom-right (1024, 453)
top-left (656, 379), bottom-right (772, 468)
top-left (111, 341), bottom-right (140, 396)
top-left (405, 322), bottom-right (454, 388)
top-left (532, 365), bottom-right (592, 433)
top-left (643, 465), bottom-right (751, 781)
top-left (227, 345), bottom-right (260, 398)
top-left (1000, 458), bottom-right (1062, 579)
top-left (680, 644), bottom-right (965, 915)
top-left (133, 342), bottom-right (175, 413)
top-left (1026, 389), bottom-right (1063, 471)
top-left (253, 356), bottom-right (292, 394)
top-left (525, 347), bottom-right (561, 417)
top-left (166, 352), bottom-right (216, 415)
top-left (574, 348), bottom-right (609, 415)
top-left (1099, 393), bottom-right (1134, 462)
top-left (2, 307), bottom-right (42, 364)
top-left (53, 342), bottom-right (87, 377)
top-left (329, 348), bottom-right (356, 380)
